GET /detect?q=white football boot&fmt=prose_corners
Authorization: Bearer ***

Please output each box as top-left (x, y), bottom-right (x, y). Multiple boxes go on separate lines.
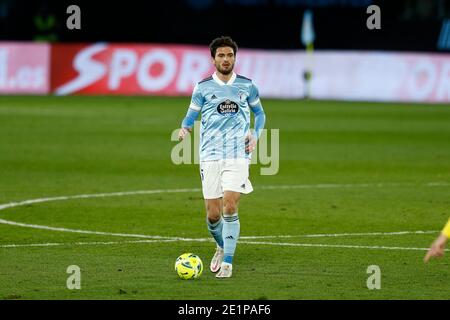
top-left (210, 246), bottom-right (224, 273)
top-left (215, 262), bottom-right (232, 278)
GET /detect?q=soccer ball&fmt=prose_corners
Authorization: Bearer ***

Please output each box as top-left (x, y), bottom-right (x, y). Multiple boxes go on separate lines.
top-left (175, 253), bottom-right (203, 280)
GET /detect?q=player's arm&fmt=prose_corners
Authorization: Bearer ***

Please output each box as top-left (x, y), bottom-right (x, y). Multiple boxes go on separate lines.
top-left (179, 108), bottom-right (199, 141)
top-left (251, 104), bottom-right (266, 140)
top-left (424, 218), bottom-right (450, 263)
top-left (179, 84), bottom-right (203, 141)
top-left (246, 83), bottom-right (266, 153)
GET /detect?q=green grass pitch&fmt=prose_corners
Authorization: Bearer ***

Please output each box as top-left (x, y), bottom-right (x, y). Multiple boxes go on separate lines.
top-left (0, 95), bottom-right (450, 299)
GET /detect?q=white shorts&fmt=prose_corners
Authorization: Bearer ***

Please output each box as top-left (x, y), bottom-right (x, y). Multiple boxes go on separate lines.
top-left (200, 159), bottom-right (253, 199)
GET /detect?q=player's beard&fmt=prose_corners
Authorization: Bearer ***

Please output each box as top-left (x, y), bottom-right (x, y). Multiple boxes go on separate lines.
top-left (216, 62), bottom-right (234, 75)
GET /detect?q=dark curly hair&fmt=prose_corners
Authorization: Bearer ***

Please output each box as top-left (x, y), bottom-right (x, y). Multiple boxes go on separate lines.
top-left (209, 36), bottom-right (238, 58)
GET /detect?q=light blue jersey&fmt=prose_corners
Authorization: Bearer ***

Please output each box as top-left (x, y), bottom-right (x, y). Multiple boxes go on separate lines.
top-left (182, 72), bottom-right (265, 161)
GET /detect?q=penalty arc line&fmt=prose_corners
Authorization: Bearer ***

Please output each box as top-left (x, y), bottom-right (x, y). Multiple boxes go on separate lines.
top-left (1, 181), bottom-right (449, 212)
top-left (0, 182), bottom-right (448, 249)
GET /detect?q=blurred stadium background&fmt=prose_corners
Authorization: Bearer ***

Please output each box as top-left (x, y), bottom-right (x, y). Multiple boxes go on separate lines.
top-left (1, 0), bottom-right (450, 300)
top-left (2, 0), bottom-right (450, 99)
top-left (0, 0), bottom-right (450, 102)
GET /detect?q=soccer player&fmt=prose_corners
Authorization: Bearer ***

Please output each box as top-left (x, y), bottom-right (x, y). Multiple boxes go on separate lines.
top-left (178, 36), bottom-right (266, 278)
top-left (424, 218), bottom-right (450, 263)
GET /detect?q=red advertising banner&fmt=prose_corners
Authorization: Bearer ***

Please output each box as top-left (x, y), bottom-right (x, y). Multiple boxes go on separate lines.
top-left (51, 43), bottom-right (215, 96)
top-left (0, 42), bottom-right (50, 94)
top-left (51, 43), bottom-right (450, 103)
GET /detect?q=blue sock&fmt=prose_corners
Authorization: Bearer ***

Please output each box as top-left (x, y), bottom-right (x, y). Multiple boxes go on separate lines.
top-left (222, 213), bottom-right (240, 264)
top-left (207, 217), bottom-right (224, 248)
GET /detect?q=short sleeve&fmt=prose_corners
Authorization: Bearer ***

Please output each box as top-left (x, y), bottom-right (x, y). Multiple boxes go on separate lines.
top-left (189, 84), bottom-right (205, 111)
top-left (248, 83), bottom-right (261, 108)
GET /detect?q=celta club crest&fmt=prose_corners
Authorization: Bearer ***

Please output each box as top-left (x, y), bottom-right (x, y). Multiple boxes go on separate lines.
top-left (238, 90), bottom-right (248, 103)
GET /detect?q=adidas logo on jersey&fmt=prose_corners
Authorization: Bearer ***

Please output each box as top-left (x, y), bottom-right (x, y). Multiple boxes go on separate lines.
top-left (225, 235), bottom-right (234, 240)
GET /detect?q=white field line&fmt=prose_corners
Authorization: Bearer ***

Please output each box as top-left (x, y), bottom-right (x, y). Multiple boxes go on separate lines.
top-left (240, 230), bottom-right (439, 239)
top-left (0, 219), bottom-right (179, 240)
top-left (0, 188), bottom-right (202, 211)
top-left (1, 238), bottom-right (448, 252)
top-left (1, 181), bottom-right (449, 211)
top-left (0, 229), bottom-right (440, 249)
top-left (0, 239), bottom-right (180, 248)
top-left (238, 241), bottom-right (450, 252)
top-left (259, 182), bottom-right (450, 190)
top-left (0, 182), bottom-right (447, 249)
top-left (0, 188), bottom-right (201, 240)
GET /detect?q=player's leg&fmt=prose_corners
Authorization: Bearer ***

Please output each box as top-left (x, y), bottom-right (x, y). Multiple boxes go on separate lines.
top-left (205, 198), bottom-right (223, 246)
top-left (200, 161), bottom-right (225, 272)
top-left (216, 190), bottom-right (240, 278)
top-left (205, 198), bottom-right (225, 272)
top-left (222, 190), bottom-right (241, 261)
top-left (216, 159), bottom-right (253, 278)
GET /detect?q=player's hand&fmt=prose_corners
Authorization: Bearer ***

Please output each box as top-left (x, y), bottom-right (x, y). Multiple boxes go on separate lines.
top-left (178, 127), bottom-right (192, 141)
top-left (424, 234), bottom-right (448, 263)
top-left (245, 133), bottom-right (257, 153)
